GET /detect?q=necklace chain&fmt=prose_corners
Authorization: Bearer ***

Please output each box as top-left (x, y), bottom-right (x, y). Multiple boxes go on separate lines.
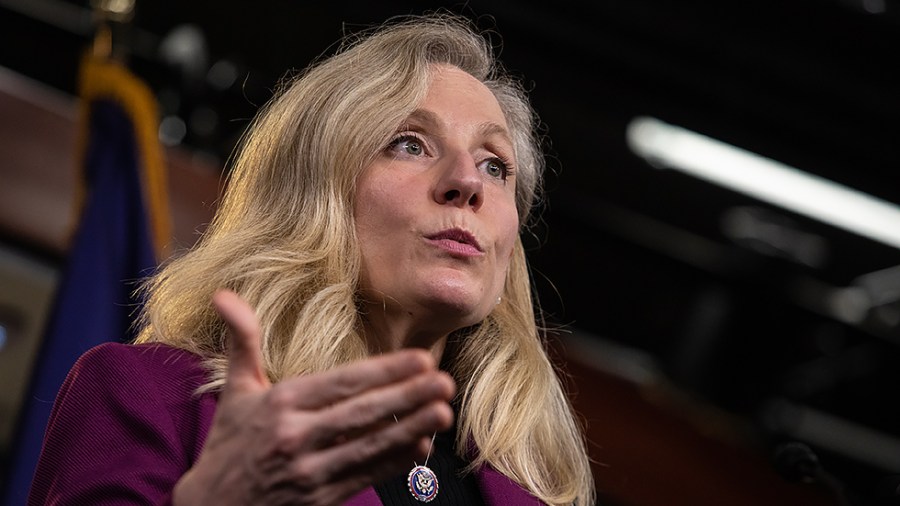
top-left (420, 431), bottom-right (436, 468)
top-left (394, 414), bottom-right (440, 502)
top-left (393, 414), bottom-right (437, 466)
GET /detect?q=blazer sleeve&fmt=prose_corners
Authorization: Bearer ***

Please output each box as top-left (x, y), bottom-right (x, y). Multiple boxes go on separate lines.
top-left (28, 343), bottom-right (212, 506)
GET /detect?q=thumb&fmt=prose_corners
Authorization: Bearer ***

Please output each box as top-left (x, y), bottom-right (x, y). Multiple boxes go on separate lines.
top-left (212, 289), bottom-right (270, 393)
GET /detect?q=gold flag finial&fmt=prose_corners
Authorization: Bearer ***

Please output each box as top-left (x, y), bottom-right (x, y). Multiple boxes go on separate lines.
top-left (89, 0), bottom-right (135, 60)
top-left (90, 0), bottom-right (135, 23)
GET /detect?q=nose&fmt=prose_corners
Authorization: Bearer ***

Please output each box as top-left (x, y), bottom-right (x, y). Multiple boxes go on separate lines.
top-left (433, 152), bottom-right (483, 210)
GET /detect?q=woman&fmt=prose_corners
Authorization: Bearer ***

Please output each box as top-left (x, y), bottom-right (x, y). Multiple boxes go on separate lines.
top-left (29, 14), bottom-right (594, 506)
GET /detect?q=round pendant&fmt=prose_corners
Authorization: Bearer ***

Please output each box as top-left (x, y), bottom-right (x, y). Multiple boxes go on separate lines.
top-left (407, 464), bottom-right (439, 502)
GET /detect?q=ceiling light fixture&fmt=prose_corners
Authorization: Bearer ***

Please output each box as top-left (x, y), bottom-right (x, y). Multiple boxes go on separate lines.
top-left (626, 116), bottom-right (900, 250)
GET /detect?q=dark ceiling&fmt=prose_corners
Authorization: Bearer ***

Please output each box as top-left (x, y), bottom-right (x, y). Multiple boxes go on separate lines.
top-left (3, 0), bottom-right (900, 501)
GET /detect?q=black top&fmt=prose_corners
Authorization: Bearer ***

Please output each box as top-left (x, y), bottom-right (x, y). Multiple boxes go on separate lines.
top-left (373, 430), bottom-right (486, 505)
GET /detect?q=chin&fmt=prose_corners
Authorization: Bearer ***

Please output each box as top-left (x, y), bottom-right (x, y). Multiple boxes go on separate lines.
top-left (413, 271), bottom-right (498, 326)
top-left (421, 291), bottom-right (492, 328)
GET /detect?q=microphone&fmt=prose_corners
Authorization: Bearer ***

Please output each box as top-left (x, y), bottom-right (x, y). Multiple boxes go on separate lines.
top-left (773, 442), bottom-right (854, 506)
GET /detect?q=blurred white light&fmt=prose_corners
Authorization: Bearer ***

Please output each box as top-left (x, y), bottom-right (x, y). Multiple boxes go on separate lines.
top-left (862, 0), bottom-right (887, 14)
top-left (626, 117), bottom-right (900, 250)
top-left (93, 0), bottom-right (135, 17)
top-left (827, 287), bottom-right (871, 324)
top-left (159, 24), bottom-right (208, 84)
top-left (853, 264), bottom-right (900, 306)
top-left (207, 60), bottom-right (238, 91)
top-left (159, 115), bottom-right (187, 146)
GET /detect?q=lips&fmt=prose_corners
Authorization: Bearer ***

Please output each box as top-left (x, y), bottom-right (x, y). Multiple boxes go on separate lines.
top-left (426, 228), bottom-right (484, 256)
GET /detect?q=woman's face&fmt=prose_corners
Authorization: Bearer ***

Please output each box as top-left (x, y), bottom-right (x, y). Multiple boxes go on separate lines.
top-left (355, 64), bottom-right (520, 335)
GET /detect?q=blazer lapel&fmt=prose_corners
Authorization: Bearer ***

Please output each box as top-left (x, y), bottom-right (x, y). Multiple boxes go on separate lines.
top-left (343, 486), bottom-right (382, 505)
top-left (475, 464), bottom-right (544, 505)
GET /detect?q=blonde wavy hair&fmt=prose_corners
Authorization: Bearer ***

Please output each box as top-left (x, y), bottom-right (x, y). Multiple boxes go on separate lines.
top-left (137, 14), bottom-right (594, 506)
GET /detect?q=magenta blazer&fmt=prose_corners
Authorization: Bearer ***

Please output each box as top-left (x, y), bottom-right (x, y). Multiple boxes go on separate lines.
top-left (28, 343), bottom-right (544, 505)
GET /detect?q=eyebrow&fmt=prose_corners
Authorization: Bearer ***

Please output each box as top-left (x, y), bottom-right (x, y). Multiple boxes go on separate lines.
top-left (404, 109), bottom-right (513, 147)
top-left (478, 122), bottom-right (513, 146)
top-left (405, 109), bottom-right (441, 129)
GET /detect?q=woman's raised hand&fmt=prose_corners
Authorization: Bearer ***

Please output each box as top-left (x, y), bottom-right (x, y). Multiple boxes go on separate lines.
top-left (172, 290), bottom-right (456, 506)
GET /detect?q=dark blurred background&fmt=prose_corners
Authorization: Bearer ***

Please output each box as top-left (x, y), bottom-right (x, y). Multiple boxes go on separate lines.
top-left (1, 0), bottom-right (899, 504)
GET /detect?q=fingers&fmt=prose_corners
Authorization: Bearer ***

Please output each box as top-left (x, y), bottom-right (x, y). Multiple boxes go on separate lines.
top-left (202, 289), bottom-right (461, 505)
top-left (278, 435), bottom-right (436, 506)
top-left (300, 400), bottom-right (454, 493)
top-left (316, 437), bottom-right (437, 505)
top-left (212, 289), bottom-right (270, 393)
top-left (277, 349), bottom-right (441, 409)
top-left (327, 399), bottom-right (454, 466)
top-left (261, 359), bottom-right (455, 454)
top-left (310, 370), bottom-right (455, 445)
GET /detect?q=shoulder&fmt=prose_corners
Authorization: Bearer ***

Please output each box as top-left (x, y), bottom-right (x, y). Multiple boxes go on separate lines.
top-left (56, 340), bottom-right (216, 423)
top-left (75, 341), bottom-right (205, 379)
top-left (70, 342), bottom-right (209, 400)
top-left (65, 341), bottom-right (216, 449)
top-left (30, 343), bottom-right (217, 504)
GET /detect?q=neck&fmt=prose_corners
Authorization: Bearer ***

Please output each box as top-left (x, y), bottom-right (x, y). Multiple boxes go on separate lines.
top-left (360, 302), bottom-right (450, 364)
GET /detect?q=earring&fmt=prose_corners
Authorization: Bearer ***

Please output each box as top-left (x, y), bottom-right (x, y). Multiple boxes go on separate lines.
top-left (496, 296), bottom-right (502, 305)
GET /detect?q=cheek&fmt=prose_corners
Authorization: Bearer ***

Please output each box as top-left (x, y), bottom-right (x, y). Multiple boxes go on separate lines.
top-left (354, 172), bottom-right (420, 287)
top-left (355, 175), bottom-right (401, 237)
top-left (492, 210), bottom-right (520, 286)
top-left (354, 176), bottom-right (386, 288)
top-left (355, 167), bottom-right (417, 227)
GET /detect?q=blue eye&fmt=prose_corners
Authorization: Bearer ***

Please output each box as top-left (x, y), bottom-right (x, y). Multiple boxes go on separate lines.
top-left (402, 139), bottom-right (423, 155)
top-left (389, 135), bottom-right (424, 156)
top-left (485, 159), bottom-right (505, 179)
top-left (481, 157), bottom-right (514, 181)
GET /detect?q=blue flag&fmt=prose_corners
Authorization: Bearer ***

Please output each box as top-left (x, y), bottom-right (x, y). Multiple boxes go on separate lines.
top-left (2, 55), bottom-right (170, 505)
